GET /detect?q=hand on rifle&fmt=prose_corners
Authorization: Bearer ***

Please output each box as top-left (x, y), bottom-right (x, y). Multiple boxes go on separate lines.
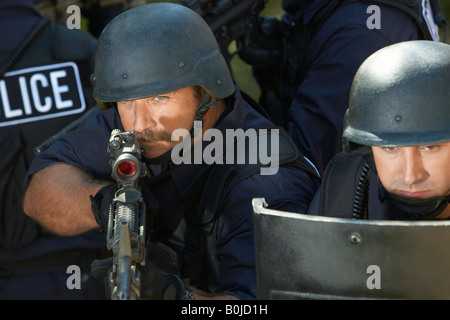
top-left (90, 255), bottom-right (188, 300)
top-left (139, 259), bottom-right (187, 300)
top-left (90, 184), bottom-right (117, 232)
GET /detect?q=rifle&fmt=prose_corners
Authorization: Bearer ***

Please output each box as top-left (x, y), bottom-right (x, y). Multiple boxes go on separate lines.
top-left (180, 0), bottom-right (267, 67)
top-left (106, 129), bottom-right (146, 300)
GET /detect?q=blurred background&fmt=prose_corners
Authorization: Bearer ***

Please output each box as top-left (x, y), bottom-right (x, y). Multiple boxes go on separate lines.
top-left (229, 0), bottom-right (450, 101)
top-left (34, 0), bottom-right (450, 101)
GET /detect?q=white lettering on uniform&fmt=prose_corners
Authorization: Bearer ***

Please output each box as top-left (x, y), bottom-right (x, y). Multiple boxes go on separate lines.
top-left (0, 79), bottom-right (23, 118)
top-left (30, 73), bottom-right (52, 112)
top-left (0, 62), bottom-right (85, 127)
top-left (51, 70), bottom-right (73, 109)
top-left (19, 76), bottom-right (32, 115)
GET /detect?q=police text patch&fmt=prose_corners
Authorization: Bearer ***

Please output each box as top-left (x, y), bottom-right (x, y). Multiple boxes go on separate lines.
top-left (0, 62), bottom-right (86, 127)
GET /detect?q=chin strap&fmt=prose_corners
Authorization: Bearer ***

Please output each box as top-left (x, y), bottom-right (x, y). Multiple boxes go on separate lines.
top-left (380, 187), bottom-right (450, 220)
top-left (191, 92), bottom-right (219, 137)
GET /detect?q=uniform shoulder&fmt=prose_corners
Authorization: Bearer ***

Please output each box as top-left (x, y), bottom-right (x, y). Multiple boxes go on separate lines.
top-left (50, 23), bottom-right (97, 62)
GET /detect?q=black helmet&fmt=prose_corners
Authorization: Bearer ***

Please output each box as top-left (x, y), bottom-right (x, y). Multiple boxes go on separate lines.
top-left (93, 2), bottom-right (235, 109)
top-left (343, 40), bottom-right (450, 152)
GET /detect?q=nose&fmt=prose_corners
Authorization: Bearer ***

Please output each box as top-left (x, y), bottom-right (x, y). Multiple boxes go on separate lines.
top-left (132, 99), bottom-right (157, 132)
top-left (401, 147), bottom-right (428, 186)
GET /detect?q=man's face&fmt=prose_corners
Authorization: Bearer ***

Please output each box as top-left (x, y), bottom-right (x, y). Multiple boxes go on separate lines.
top-left (372, 142), bottom-right (450, 202)
top-left (117, 87), bottom-right (200, 158)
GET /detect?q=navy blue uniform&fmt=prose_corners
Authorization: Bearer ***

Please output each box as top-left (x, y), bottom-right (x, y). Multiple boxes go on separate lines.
top-left (25, 86), bottom-right (320, 299)
top-left (0, 0), bottom-right (105, 299)
top-left (307, 152), bottom-right (389, 220)
top-left (283, 0), bottom-right (426, 174)
top-left (308, 166), bottom-right (402, 221)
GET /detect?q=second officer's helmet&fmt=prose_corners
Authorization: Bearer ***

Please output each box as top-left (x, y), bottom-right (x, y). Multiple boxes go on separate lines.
top-left (92, 2), bottom-right (235, 109)
top-left (342, 40), bottom-right (450, 152)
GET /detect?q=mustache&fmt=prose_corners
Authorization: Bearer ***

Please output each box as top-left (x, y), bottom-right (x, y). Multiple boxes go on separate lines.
top-left (133, 128), bottom-right (173, 143)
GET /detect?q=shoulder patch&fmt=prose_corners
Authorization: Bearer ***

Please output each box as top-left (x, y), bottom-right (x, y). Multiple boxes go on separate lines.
top-left (0, 62), bottom-right (86, 127)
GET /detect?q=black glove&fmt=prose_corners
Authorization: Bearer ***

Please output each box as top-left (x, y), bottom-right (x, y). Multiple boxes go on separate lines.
top-left (139, 259), bottom-right (187, 300)
top-left (90, 184), bottom-right (117, 232)
top-left (90, 257), bottom-right (114, 299)
top-left (90, 256), bottom-right (187, 300)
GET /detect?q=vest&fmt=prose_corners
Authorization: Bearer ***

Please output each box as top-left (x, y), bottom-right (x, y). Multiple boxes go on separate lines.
top-left (0, 15), bottom-right (96, 250)
top-left (144, 126), bottom-right (320, 292)
top-left (315, 150), bottom-right (369, 219)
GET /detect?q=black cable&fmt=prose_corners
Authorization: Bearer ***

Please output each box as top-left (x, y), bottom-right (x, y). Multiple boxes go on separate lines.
top-left (351, 161), bottom-right (370, 219)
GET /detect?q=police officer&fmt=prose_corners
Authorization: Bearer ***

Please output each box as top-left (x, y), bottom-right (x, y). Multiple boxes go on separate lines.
top-left (242, 0), bottom-right (447, 175)
top-left (307, 40), bottom-right (450, 220)
top-left (0, 0), bottom-right (106, 299)
top-left (23, 3), bottom-right (320, 299)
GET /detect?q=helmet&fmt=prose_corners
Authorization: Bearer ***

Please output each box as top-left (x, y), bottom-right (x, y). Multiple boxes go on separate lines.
top-left (342, 40), bottom-right (450, 152)
top-left (92, 2), bottom-right (235, 109)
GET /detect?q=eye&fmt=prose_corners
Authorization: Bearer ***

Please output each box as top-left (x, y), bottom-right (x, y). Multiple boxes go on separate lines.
top-left (154, 95), bottom-right (168, 101)
top-left (118, 100), bottom-right (134, 107)
top-left (382, 146), bottom-right (399, 152)
top-left (421, 145), bottom-right (439, 151)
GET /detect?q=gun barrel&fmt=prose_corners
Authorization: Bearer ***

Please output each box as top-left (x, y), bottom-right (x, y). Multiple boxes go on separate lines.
top-left (112, 221), bottom-right (135, 300)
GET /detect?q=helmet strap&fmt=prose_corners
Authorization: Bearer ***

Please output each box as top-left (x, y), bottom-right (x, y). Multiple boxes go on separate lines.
top-left (191, 92), bottom-right (219, 138)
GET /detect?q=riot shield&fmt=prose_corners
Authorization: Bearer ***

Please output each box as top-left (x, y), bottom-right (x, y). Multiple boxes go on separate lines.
top-left (253, 198), bottom-right (450, 300)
